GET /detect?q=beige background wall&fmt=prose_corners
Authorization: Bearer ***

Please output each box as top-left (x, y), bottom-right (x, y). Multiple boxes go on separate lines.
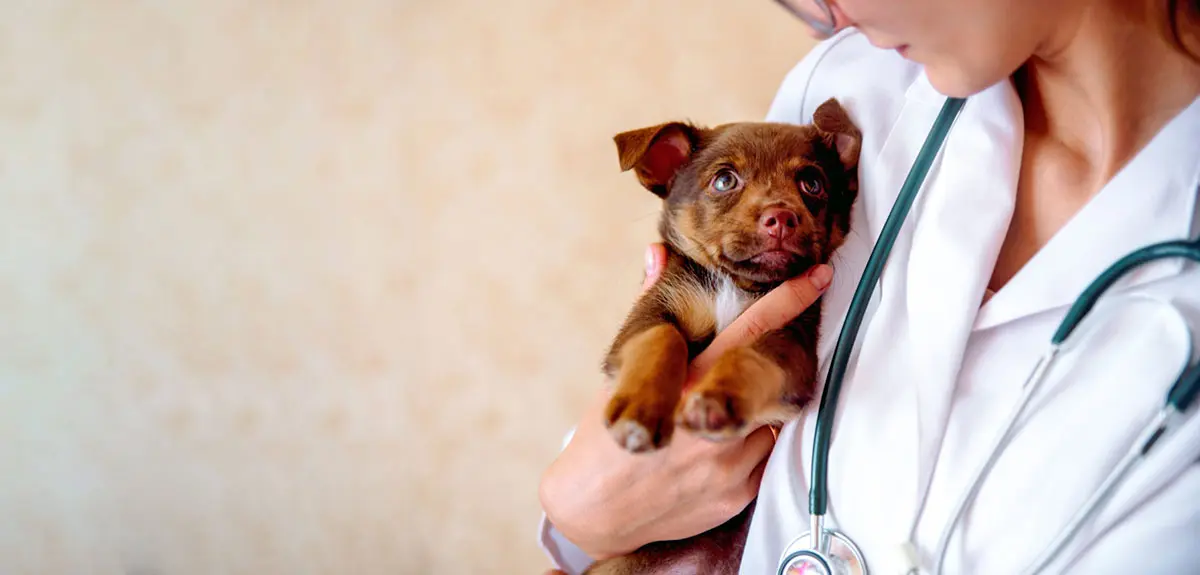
top-left (0, 2), bottom-right (815, 574)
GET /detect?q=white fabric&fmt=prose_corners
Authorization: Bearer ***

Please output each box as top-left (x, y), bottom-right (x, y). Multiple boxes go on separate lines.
top-left (539, 29), bottom-right (1200, 575)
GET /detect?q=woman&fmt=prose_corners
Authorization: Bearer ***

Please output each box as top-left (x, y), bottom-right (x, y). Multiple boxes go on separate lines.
top-left (539, 0), bottom-right (1200, 573)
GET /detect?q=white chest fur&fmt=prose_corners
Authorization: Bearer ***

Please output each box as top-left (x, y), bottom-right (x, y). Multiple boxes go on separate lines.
top-left (713, 275), bottom-right (754, 334)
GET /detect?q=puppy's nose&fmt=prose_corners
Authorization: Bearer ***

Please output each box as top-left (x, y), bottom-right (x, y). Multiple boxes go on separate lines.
top-left (758, 208), bottom-right (799, 240)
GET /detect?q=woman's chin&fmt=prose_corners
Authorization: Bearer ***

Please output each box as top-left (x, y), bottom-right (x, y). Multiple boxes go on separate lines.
top-left (923, 59), bottom-right (1016, 99)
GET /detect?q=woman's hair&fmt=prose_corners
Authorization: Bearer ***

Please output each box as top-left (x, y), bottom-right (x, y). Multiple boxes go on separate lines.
top-left (1167, 0), bottom-right (1200, 60)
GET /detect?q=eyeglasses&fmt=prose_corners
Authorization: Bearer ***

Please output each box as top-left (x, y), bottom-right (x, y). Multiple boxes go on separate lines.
top-left (773, 0), bottom-right (837, 39)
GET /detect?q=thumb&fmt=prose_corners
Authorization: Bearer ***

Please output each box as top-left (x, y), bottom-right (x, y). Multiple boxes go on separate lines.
top-left (690, 264), bottom-right (832, 375)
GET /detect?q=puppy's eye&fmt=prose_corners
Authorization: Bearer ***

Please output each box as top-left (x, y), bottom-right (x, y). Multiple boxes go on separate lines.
top-left (796, 169), bottom-right (825, 198)
top-left (799, 178), bottom-right (822, 196)
top-left (711, 169), bottom-right (742, 194)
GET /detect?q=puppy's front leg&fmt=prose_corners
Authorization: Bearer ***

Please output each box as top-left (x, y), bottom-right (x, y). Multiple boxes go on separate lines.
top-left (676, 309), bottom-right (820, 440)
top-left (602, 281), bottom-right (694, 453)
top-left (604, 320), bottom-right (689, 453)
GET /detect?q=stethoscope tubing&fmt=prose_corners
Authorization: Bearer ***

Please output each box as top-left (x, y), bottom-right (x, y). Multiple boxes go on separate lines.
top-left (798, 90), bottom-right (1200, 575)
top-left (1054, 240), bottom-right (1200, 348)
top-left (931, 294), bottom-right (1194, 574)
top-left (932, 244), bottom-right (1200, 575)
top-left (928, 347), bottom-right (1061, 574)
top-left (809, 96), bottom-right (967, 520)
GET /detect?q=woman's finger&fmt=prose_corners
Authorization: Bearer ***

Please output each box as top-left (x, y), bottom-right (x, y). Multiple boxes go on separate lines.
top-left (724, 425), bottom-right (777, 477)
top-left (742, 446), bottom-right (771, 499)
top-left (641, 243), bottom-right (667, 293)
top-left (707, 426), bottom-right (776, 518)
top-left (691, 264), bottom-right (832, 375)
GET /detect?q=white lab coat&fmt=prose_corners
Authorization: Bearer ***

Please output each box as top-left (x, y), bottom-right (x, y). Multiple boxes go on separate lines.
top-left (540, 29), bottom-right (1200, 574)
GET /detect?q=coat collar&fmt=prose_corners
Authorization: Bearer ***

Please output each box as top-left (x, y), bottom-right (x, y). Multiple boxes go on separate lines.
top-left (974, 94), bottom-right (1200, 331)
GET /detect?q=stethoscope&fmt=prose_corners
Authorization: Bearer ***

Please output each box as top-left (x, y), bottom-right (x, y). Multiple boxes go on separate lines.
top-left (777, 97), bottom-right (1200, 575)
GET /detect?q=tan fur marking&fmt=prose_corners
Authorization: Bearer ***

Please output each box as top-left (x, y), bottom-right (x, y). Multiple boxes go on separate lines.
top-left (616, 324), bottom-right (688, 385)
top-left (653, 274), bottom-right (716, 340)
top-left (672, 210), bottom-right (717, 267)
top-left (604, 324), bottom-right (690, 452)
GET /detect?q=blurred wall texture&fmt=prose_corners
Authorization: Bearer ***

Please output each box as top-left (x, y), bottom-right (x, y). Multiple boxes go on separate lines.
top-left (0, 2), bottom-right (816, 574)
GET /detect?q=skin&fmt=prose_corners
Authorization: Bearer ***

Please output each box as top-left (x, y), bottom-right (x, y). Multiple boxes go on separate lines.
top-left (823, 0), bottom-right (1200, 287)
top-left (539, 244), bottom-right (833, 562)
top-left (540, 0), bottom-right (1200, 570)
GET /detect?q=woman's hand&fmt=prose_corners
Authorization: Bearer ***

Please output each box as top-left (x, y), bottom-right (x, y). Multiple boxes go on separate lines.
top-left (538, 243), bottom-right (833, 561)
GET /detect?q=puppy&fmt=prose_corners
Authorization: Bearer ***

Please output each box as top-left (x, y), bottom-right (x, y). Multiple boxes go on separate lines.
top-left (584, 99), bottom-right (861, 575)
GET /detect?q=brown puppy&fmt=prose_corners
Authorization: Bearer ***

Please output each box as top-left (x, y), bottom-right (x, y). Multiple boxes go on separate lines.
top-left (585, 98), bottom-right (861, 575)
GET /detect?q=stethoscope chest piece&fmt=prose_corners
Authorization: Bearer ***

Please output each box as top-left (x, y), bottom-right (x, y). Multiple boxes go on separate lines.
top-left (778, 530), bottom-right (868, 575)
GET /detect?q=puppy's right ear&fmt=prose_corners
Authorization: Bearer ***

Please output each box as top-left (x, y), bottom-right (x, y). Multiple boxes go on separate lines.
top-left (812, 98), bottom-right (862, 171)
top-left (613, 122), bottom-right (699, 198)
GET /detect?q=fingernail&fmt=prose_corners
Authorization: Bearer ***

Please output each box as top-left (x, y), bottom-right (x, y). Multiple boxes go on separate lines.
top-left (645, 247), bottom-right (656, 276)
top-left (809, 265), bottom-right (833, 291)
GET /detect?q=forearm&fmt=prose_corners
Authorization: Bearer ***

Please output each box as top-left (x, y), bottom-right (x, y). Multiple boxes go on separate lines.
top-left (538, 388), bottom-right (647, 560)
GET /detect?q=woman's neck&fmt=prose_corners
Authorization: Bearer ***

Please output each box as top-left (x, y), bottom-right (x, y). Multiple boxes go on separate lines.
top-left (1015, 0), bottom-right (1200, 187)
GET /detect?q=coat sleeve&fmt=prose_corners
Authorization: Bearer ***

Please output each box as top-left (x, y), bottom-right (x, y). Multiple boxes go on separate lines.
top-left (536, 428), bottom-right (594, 575)
top-left (1061, 463), bottom-right (1200, 574)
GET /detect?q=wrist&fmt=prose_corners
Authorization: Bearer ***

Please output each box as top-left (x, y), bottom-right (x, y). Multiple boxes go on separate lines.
top-left (539, 457), bottom-right (638, 560)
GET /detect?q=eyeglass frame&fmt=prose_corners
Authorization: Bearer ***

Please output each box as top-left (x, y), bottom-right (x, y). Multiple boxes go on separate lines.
top-left (773, 0), bottom-right (838, 39)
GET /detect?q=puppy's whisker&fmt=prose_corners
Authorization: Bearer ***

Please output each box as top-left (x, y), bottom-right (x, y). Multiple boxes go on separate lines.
top-left (629, 210), bottom-right (660, 223)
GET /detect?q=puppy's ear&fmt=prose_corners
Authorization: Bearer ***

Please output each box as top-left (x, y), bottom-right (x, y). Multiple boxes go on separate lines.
top-left (812, 98), bottom-right (861, 171)
top-left (613, 122), bottom-right (700, 198)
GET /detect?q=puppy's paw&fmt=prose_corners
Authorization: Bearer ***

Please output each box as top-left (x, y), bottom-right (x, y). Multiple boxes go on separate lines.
top-left (676, 347), bottom-right (785, 441)
top-left (677, 386), bottom-right (746, 441)
top-left (604, 393), bottom-right (675, 453)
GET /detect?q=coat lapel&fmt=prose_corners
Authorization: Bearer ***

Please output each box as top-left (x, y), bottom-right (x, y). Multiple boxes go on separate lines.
top-left (974, 96), bottom-right (1200, 332)
top-left (902, 74), bottom-right (1023, 526)
top-left (822, 73), bottom-right (1022, 551)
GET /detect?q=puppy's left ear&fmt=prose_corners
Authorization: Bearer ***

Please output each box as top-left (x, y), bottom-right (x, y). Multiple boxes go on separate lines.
top-left (812, 98), bottom-right (862, 171)
top-left (613, 122), bottom-right (701, 198)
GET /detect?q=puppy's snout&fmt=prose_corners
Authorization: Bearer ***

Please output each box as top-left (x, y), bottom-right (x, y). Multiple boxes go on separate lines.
top-left (758, 208), bottom-right (799, 240)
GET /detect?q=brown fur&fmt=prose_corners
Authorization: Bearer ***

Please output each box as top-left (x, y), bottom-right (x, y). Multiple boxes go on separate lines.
top-left (606, 324), bottom-right (690, 452)
top-left (586, 99), bottom-right (861, 575)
